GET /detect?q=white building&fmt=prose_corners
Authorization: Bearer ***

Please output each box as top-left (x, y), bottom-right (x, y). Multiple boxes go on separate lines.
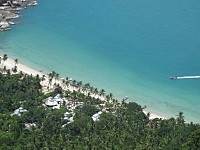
top-left (11, 107), bottom-right (27, 117)
top-left (44, 94), bottom-right (65, 109)
top-left (92, 111), bottom-right (102, 121)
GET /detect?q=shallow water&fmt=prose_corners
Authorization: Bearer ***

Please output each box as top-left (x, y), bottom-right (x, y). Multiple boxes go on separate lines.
top-left (0, 0), bottom-right (200, 122)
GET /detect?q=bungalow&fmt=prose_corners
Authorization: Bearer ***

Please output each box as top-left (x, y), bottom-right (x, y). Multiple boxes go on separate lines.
top-left (62, 112), bottom-right (75, 127)
top-left (11, 107), bottom-right (27, 116)
top-left (25, 123), bottom-right (36, 131)
top-left (44, 94), bottom-right (65, 108)
top-left (92, 111), bottom-right (102, 121)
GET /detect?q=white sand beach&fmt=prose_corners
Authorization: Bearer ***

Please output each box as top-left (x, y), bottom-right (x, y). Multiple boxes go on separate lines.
top-left (143, 110), bottom-right (165, 120)
top-left (1, 56), bottom-right (44, 77)
top-left (0, 54), bottom-right (165, 120)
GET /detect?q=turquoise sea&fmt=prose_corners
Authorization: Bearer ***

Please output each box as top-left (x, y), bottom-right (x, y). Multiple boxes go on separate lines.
top-left (0, 0), bottom-right (200, 122)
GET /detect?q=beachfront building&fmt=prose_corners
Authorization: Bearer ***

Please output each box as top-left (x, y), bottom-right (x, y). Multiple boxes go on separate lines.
top-left (44, 94), bottom-right (65, 109)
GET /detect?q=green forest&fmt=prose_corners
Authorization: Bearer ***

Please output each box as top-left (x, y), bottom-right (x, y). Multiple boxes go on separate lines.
top-left (0, 71), bottom-right (200, 150)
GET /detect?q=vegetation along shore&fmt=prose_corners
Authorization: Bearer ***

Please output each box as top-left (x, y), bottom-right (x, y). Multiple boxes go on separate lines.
top-left (0, 53), bottom-right (164, 119)
top-left (0, 54), bottom-right (200, 149)
top-left (0, 0), bottom-right (37, 31)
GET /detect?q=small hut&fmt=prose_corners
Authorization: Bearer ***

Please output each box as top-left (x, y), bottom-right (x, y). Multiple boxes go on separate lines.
top-left (11, 107), bottom-right (27, 116)
top-left (92, 111), bottom-right (102, 121)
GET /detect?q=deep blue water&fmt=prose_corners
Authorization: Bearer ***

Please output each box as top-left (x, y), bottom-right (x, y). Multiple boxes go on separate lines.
top-left (0, 0), bottom-right (200, 122)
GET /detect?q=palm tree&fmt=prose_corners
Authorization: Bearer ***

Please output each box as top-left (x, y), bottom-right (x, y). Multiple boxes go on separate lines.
top-left (77, 81), bottom-right (83, 91)
top-left (176, 111), bottom-right (185, 125)
top-left (51, 71), bottom-right (56, 79)
top-left (82, 84), bottom-right (87, 94)
top-left (90, 86), bottom-right (94, 95)
top-left (65, 80), bottom-right (70, 88)
top-left (19, 71), bottom-right (24, 78)
top-left (3, 66), bottom-right (7, 74)
top-left (112, 99), bottom-right (119, 109)
top-left (72, 80), bottom-right (77, 90)
top-left (48, 72), bottom-right (52, 79)
top-left (14, 58), bottom-right (18, 66)
top-left (2, 54), bottom-right (8, 66)
top-left (6, 69), bottom-right (11, 76)
top-left (147, 112), bottom-right (151, 118)
top-left (62, 79), bottom-right (66, 88)
top-left (106, 95), bottom-right (110, 101)
top-left (109, 93), bottom-right (113, 101)
top-left (55, 73), bottom-right (59, 84)
top-left (100, 89), bottom-right (105, 99)
top-left (94, 88), bottom-right (99, 98)
top-left (48, 71), bottom-right (55, 81)
top-left (48, 78), bottom-right (52, 89)
top-left (12, 65), bottom-right (18, 73)
top-left (47, 72), bottom-right (54, 88)
top-left (41, 75), bottom-right (46, 84)
top-left (85, 83), bottom-right (90, 94)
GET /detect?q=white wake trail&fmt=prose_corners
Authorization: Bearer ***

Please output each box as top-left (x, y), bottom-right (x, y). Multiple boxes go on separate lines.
top-left (176, 76), bottom-right (200, 79)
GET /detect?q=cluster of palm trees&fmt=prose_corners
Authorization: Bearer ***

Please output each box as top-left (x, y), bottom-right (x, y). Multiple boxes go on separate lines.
top-left (0, 53), bottom-right (115, 103)
top-left (0, 54), bottom-right (18, 74)
top-left (66, 79), bottom-right (113, 102)
top-left (46, 71), bottom-right (59, 89)
top-left (46, 70), bottom-right (114, 102)
top-left (1, 68), bottom-right (199, 149)
top-left (12, 58), bottom-right (18, 73)
top-left (0, 54), bottom-right (8, 73)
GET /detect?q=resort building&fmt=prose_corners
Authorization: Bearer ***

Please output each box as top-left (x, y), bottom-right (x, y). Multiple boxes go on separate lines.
top-left (92, 111), bottom-right (102, 121)
top-left (44, 94), bottom-right (65, 109)
top-left (11, 107), bottom-right (27, 116)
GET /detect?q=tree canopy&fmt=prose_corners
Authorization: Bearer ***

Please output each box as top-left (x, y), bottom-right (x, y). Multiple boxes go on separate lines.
top-left (0, 71), bottom-right (199, 149)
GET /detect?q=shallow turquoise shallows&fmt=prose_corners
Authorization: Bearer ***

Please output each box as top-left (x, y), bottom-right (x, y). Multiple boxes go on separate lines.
top-left (0, 0), bottom-right (200, 122)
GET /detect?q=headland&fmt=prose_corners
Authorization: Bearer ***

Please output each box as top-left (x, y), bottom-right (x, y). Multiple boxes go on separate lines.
top-left (0, 0), bottom-right (37, 31)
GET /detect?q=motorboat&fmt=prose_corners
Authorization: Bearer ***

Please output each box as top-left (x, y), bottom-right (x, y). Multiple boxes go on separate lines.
top-left (170, 76), bottom-right (177, 79)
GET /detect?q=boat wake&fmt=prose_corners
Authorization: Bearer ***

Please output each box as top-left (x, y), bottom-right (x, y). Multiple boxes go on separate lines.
top-left (170, 76), bottom-right (200, 79)
top-left (177, 76), bottom-right (200, 79)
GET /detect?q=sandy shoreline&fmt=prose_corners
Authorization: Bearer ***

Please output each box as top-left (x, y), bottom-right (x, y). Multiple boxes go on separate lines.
top-left (143, 110), bottom-right (166, 120)
top-left (0, 54), bottom-right (165, 120)
top-left (2, 56), bottom-right (44, 77)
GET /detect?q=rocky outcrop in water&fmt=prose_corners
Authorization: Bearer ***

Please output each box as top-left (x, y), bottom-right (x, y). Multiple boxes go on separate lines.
top-left (0, 0), bottom-right (37, 31)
